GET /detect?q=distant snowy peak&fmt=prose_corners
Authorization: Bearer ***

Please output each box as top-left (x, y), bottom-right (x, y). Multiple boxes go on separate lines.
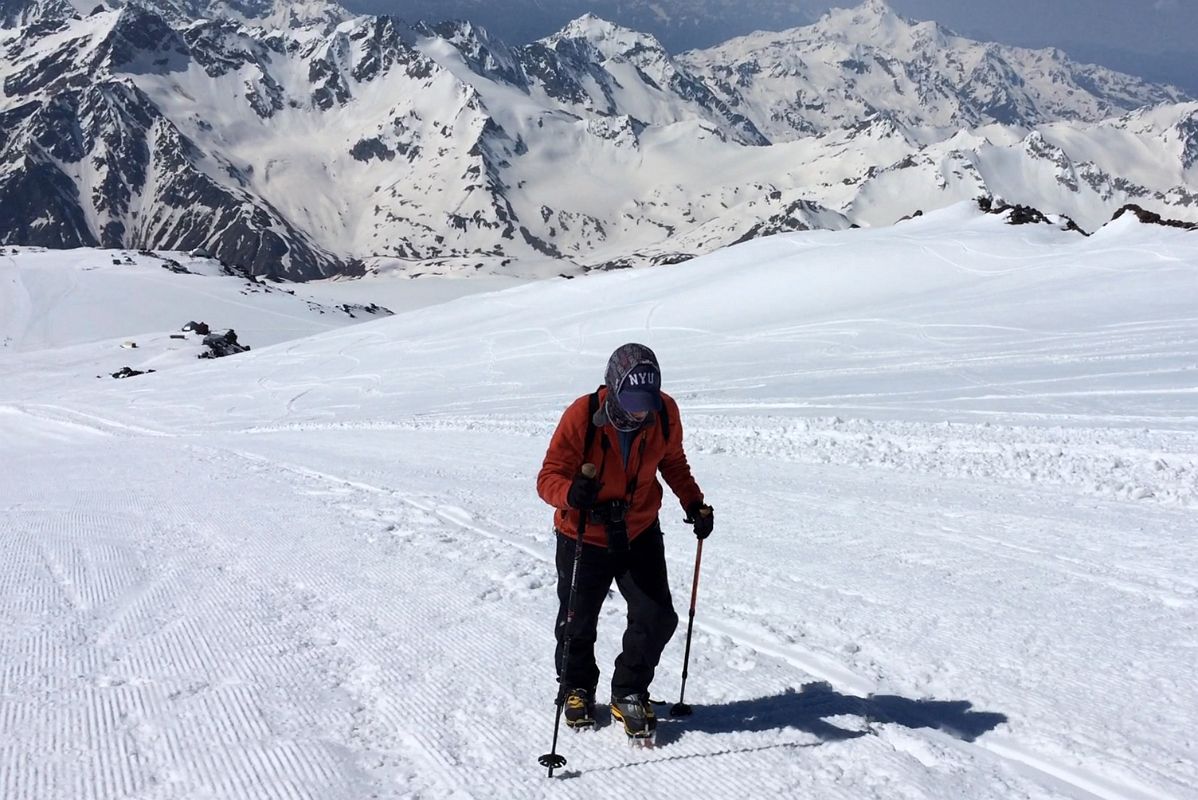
top-left (214, 0), bottom-right (351, 31)
top-left (549, 13), bottom-right (669, 61)
top-left (1153, 104), bottom-right (1198, 173)
top-left (0, 0), bottom-right (353, 28)
top-left (818, 0), bottom-right (913, 45)
top-left (682, 0), bottom-right (1189, 142)
top-left (1181, 112), bottom-right (1198, 172)
top-left (530, 13), bottom-right (768, 145)
top-left (418, 12), bottom-right (740, 137)
top-left (2, 5), bottom-right (189, 95)
top-left (0, 0), bottom-right (68, 27)
top-left (1109, 102), bottom-right (1198, 174)
top-left (420, 18), bottom-right (526, 87)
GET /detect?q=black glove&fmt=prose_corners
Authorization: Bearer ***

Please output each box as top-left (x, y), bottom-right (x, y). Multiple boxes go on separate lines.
top-left (686, 501), bottom-right (714, 540)
top-left (567, 473), bottom-right (601, 510)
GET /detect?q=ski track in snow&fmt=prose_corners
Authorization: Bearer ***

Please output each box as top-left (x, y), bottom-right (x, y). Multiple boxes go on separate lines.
top-left (233, 412), bottom-right (1198, 510)
top-left (0, 436), bottom-right (854, 799)
top-left (218, 449), bottom-right (1190, 800)
top-left (2, 400), bottom-right (1193, 799)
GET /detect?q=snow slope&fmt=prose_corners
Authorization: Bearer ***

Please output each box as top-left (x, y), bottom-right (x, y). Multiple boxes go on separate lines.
top-left (1, 206), bottom-right (1196, 798)
top-left (0, 246), bottom-right (394, 396)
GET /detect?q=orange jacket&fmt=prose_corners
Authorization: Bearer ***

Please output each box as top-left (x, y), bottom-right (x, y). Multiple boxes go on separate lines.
top-left (538, 387), bottom-right (703, 546)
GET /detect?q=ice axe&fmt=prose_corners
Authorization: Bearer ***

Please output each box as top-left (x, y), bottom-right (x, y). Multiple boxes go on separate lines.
top-left (538, 463), bottom-right (597, 777)
top-left (671, 507), bottom-right (709, 717)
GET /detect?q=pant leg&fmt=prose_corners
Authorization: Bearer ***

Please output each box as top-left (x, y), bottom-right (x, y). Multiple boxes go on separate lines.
top-left (611, 522), bottom-right (679, 699)
top-left (554, 531), bottom-right (615, 698)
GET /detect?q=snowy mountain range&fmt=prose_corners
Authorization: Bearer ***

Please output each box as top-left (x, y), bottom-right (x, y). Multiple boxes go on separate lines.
top-left (1, 0), bottom-right (1196, 279)
top-left (682, 1), bottom-right (1186, 138)
top-left (2, 0), bottom-right (819, 49)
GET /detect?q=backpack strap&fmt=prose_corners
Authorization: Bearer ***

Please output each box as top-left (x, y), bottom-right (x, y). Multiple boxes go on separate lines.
top-left (583, 387), bottom-right (602, 462)
top-left (658, 398), bottom-right (671, 443)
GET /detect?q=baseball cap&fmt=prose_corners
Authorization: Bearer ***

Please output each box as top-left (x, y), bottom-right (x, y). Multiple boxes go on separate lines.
top-left (617, 363), bottom-right (662, 412)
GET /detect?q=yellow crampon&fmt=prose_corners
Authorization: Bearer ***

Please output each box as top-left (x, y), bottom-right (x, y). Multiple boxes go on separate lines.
top-left (564, 690), bottom-right (595, 729)
top-left (610, 699), bottom-right (656, 739)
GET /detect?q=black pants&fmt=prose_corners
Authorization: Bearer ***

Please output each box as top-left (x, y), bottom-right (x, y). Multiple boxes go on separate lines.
top-left (554, 522), bottom-right (679, 700)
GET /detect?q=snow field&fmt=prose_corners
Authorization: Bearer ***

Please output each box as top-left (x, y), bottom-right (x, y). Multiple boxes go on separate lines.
top-left (1, 206), bottom-right (1196, 798)
top-left (3, 407), bottom-right (1194, 798)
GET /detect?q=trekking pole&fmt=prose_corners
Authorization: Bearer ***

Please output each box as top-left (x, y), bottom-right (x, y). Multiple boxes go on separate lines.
top-left (538, 464), bottom-right (596, 778)
top-left (670, 529), bottom-right (706, 717)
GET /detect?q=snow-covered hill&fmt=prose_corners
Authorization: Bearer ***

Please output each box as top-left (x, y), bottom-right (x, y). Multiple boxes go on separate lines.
top-left (0, 0), bottom-right (1195, 280)
top-left (2, 206), bottom-right (1196, 798)
top-left (0, 245), bottom-right (389, 393)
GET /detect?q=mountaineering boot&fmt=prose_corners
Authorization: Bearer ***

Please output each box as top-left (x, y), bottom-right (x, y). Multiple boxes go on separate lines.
top-left (563, 688), bottom-right (596, 729)
top-left (610, 693), bottom-right (656, 741)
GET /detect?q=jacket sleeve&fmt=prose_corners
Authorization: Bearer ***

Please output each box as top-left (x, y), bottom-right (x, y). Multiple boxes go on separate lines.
top-left (658, 396), bottom-right (703, 512)
top-left (537, 395), bottom-right (590, 510)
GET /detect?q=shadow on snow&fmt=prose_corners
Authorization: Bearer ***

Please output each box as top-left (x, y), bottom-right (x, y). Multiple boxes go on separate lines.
top-left (654, 681), bottom-right (1008, 747)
